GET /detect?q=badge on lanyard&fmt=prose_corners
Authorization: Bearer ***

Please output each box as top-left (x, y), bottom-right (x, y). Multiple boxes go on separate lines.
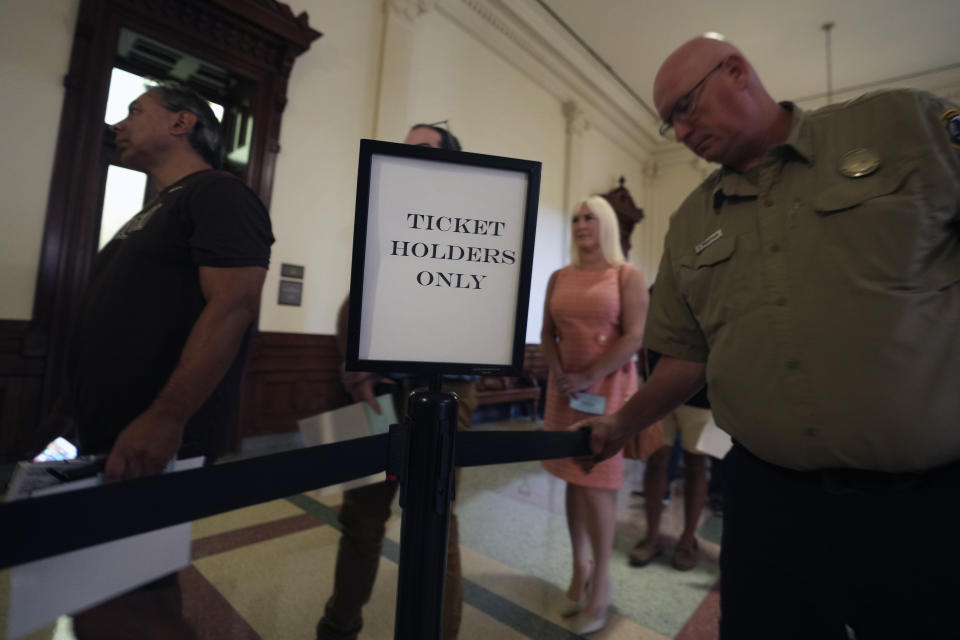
top-left (569, 392), bottom-right (606, 415)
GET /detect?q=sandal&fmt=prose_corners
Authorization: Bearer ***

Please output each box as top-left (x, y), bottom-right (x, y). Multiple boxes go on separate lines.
top-left (629, 538), bottom-right (662, 567)
top-left (672, 538), bottom-right (699, 571)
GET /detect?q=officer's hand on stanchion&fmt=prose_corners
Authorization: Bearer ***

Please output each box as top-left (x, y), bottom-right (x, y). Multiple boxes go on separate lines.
top-left (104, 409), bottom-right (184, 481)
top-left (573, 413), bottom-right (628, 473)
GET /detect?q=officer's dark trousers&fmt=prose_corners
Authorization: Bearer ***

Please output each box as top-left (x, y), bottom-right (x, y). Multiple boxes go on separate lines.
top-left (719, 443), bottom-right (960, 640)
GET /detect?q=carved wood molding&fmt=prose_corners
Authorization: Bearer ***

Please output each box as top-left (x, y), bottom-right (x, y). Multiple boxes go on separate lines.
top-left (237, 332), bottom-right (346, 442)
top-left (236, 335), bottom-right (549, 442)
top-left (601, 178), bottom-right (644, 260)
top-left (104, 0), bottom-right (324, 75)
top-left (210, 0), bottom-right (322, 54)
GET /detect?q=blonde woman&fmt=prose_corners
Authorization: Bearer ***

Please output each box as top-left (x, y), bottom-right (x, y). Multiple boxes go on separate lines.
top-left (540, 196), bottom-right (650, 634)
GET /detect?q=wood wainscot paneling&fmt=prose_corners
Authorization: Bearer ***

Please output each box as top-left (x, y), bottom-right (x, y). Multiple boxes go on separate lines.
top-left (236, 338), bottom-right (549, 446)
top-left (523, 343), bottom-right (547, 380)
top-left (522, 343), bottom-right (547, 421)
top-left (236, 332), bottom-right (346, 446)
top-left (0, 321), bottom-right (46, 463)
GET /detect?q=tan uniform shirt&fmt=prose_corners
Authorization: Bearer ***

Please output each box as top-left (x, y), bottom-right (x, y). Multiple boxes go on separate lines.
top-left (645, 90), bottom-right (960, 472)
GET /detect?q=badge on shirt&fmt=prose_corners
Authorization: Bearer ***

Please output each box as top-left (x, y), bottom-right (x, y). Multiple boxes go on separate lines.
top-left (943, 109), bottom-right (960, 149)
top-left (838, 148), bottom-right (881, 178)
top-left (569, 392), bottom-right (606, 415)
top-left (695, 228), bottom-right (723, 254)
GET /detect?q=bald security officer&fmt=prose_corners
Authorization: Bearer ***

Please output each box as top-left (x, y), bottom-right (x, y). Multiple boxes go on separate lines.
top-left (578, 35), bottom-right (960, 640)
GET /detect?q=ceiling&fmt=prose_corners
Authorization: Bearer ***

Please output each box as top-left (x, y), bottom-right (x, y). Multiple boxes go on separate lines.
top-left (541, 0), bottom-right (960, 118)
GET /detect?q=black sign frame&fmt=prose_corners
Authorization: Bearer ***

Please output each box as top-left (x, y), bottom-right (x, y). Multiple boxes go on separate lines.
top-left (346, 139), bottom-right (541, 377)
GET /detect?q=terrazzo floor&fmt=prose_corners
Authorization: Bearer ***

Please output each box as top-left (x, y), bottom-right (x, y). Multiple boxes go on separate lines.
top-left (11, 418), bottom-right (722, 640)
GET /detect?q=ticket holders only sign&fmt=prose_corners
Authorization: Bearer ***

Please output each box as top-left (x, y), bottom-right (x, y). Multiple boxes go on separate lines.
top-left (346, 140), bottom-right (541, 376)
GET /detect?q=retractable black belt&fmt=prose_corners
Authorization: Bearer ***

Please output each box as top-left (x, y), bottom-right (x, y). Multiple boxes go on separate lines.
top-left (2, 386), bottom-right (593, 640)
top-left (0, 424), bottom-right (590, 569)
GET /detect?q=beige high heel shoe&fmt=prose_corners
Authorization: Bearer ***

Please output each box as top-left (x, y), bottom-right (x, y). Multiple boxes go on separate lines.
top-left (572, 607), bottom-right (608, 636)
top-left (572, 580), bottom-right (610, 635)
top-left (560, 574), bottom-right (592, 617)
top-left (560, 592), bottom-right (586, 618)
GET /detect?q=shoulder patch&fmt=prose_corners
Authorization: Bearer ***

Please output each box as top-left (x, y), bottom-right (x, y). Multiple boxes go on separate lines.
top-left (943, 109), bottom-right (960, 149)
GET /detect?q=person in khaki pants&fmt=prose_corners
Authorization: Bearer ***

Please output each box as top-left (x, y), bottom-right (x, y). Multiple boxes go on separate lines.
top-left (317, 123), bottom-right (476, 640)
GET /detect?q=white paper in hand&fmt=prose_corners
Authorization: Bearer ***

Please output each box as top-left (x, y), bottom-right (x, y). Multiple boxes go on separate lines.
top-left (694, 416), bottom-right (733, 459)
top-left (298, 394), bottom-right (396, 496)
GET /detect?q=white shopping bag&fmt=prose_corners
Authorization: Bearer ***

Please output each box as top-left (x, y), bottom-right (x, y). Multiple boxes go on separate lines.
top-left (4, 457), bottom-right (203, 639)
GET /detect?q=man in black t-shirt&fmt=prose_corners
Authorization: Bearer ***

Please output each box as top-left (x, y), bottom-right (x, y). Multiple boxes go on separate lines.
top-left (59, 81), bottom-right (273, 640)
top-left (68, 82), bottom-right (273, 477)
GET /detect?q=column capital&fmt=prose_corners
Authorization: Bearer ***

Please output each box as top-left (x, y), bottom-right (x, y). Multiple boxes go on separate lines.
top-left (642, 160), bottom-right (660, 180)
top-left (387, 0), bottom-right (435, 21)
top-left (562, 100), bottom-right (590, 136)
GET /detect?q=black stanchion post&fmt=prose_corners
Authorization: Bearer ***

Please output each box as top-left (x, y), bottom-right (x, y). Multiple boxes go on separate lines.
top-left (393, 387), bottom-right (458, 640)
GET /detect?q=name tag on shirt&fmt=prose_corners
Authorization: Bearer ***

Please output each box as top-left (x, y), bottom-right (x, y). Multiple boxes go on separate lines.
top-left (695, 228), bottom-right (723, 254)
top-left (570, 392), bottom-right (606, 415)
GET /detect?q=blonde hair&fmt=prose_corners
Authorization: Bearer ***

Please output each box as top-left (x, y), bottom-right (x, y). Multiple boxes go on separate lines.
top-left (569, 195), bottom-right (626, 268)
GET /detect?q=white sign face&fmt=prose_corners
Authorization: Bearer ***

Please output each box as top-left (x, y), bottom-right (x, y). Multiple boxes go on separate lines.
top-left (358, 154), bottom-right (529, 366)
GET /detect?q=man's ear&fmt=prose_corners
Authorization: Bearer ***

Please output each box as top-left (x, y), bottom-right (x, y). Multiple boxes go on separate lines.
top-left (170, 110), bottom-right (198, 138)
top-left (725, 54), bottom-right (750, 89)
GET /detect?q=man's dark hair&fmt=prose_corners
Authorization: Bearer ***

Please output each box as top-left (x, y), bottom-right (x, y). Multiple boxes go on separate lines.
top-left (150, 81), bottom-right (223, 169)
top-left (410, 123), bottom-right (462, 151)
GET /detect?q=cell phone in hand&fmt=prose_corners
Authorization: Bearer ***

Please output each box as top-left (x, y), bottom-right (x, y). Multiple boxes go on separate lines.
top-left (46, 458), bottom-right (106, 482)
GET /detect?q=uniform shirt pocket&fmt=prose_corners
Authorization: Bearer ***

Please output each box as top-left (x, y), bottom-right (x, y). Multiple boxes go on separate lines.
top-left (814, 161), bottom-right (918, 213)
top-left (676, 232), bottom-right (760, 335)
top-left (813, 161), bottom-right (957, 289)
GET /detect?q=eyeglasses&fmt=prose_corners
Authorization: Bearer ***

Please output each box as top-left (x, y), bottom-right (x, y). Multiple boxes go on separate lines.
top-left (659, 61), bottom-right (725, 140)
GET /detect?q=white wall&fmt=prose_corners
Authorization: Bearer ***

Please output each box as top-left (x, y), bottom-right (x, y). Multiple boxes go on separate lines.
top-left (404, 9), bottom-right (569, 343)
top-left (260, 3), bottom-right (572, 340)
top-left (0, 0), bottom-right (80, 319)
top-left (638, 149), bottom-right (714, 285)
top-left (258, 0), bottom-right (384, 334)
top-left (4, 1), bottom-right (960, 335)
top-left (0, 0), bottom-right (668, 343)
